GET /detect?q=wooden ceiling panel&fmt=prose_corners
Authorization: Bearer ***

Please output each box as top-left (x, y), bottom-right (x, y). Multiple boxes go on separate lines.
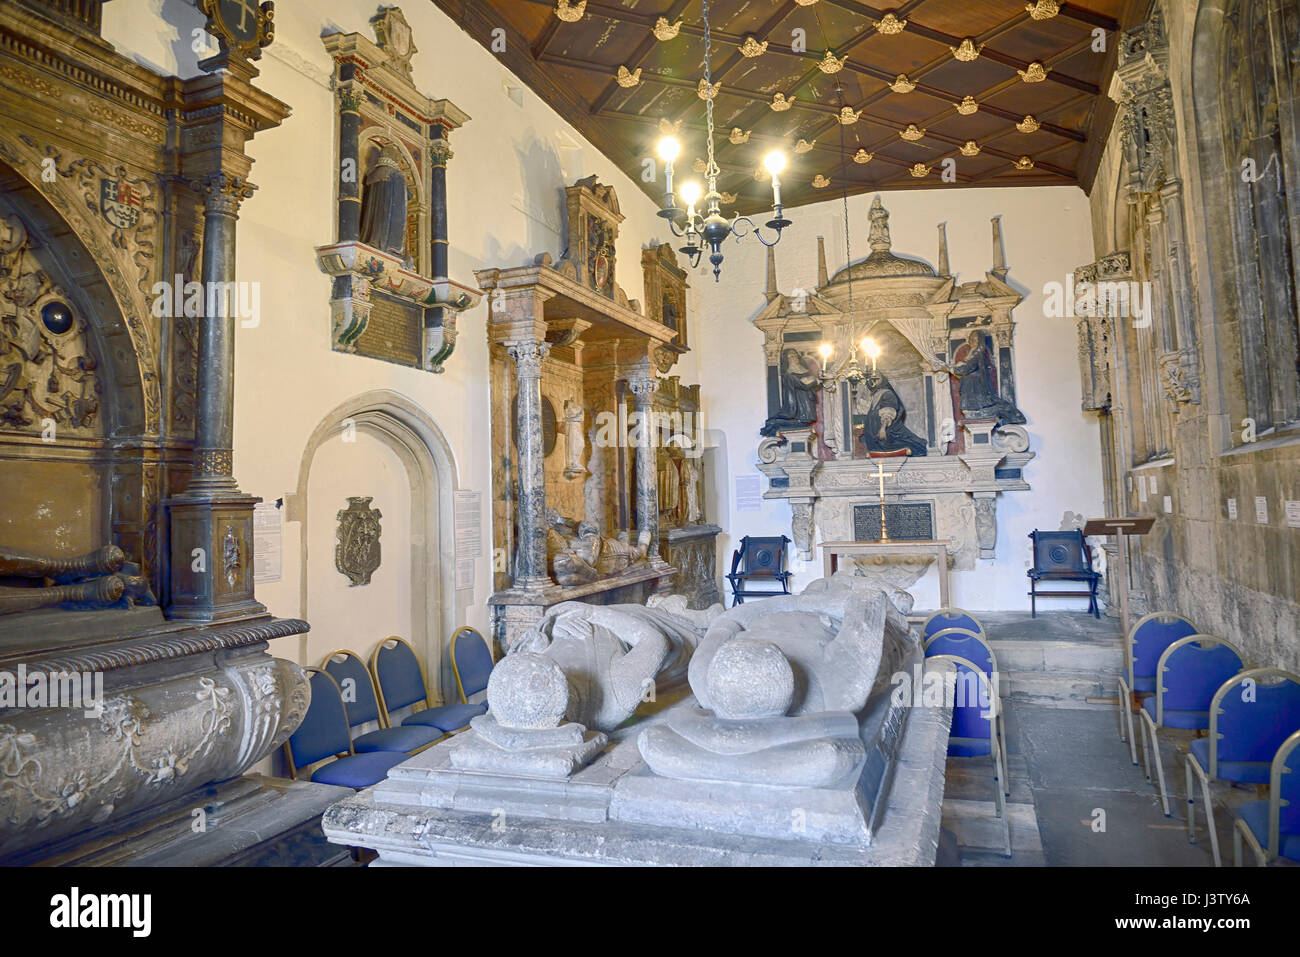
top-left (431, 0), bottom-right (1146, 212)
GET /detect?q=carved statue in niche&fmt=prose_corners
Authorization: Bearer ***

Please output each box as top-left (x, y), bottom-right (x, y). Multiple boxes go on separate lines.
top-left (682, 456), bottom-right (701, 524)
top-left (760, 347), bottom-right (821, 436)
top-left (852, 371), bottom-right (927, 456)
top-left (359, 143), bottom-right (409, 258)
top-left (947, 330), bottom-right (1025, 426)
top-left (562, 398), bottom-right (586, 479)
top-left (546, 510), bottom-right (648, 586)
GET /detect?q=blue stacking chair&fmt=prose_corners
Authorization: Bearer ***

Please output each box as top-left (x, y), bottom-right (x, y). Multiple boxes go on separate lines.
top-left (322, 649), bottom-right (444, 754)
top-left (922, 607), bottom-right (986, 641)
top-left (927, 653), bottom-right (1011, 858)
top-left (371, 635), bottom-right (486, 734)
top-left (924, 626), bottom-right (1008, 797)
top-left (1118, 612), bottom-right (1198, 765)
top-left (1234, 729), bottom-right (1300, 866)
top-left (450, 626), bottom-right (494, 706)
top-left (284, 669), bottom-right (407, 788)
top-left (1186, 669), bottom-right (1300, 866)
top-left (1138, 635), bottom-right (1245, 817)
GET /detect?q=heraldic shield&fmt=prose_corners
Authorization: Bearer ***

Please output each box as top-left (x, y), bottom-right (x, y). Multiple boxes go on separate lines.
top-left (336, 496), bottom-right (382, 586)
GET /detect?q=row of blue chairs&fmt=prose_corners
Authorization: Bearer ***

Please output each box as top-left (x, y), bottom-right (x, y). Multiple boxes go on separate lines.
top-left (285, 628), bottom-right (494, 789)
top-left (1119, 612), bottom-right (1300, 866)
top-left (921, 608), bottom-right (1011, 859)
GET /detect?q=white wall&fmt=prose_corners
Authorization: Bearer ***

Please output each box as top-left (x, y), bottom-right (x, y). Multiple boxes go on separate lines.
top-left (102, 2), bottom-right (691, 674)
top-left (691, 186), bottom-right (1104, 611)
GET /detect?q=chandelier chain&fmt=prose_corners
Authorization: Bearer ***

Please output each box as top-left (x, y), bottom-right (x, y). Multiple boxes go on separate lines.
top-left (702, 0), bottom-right (719, 183)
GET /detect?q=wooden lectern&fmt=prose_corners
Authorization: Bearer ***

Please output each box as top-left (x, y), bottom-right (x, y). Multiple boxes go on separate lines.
top-left (1083, 517), bottom-right (1155, 639)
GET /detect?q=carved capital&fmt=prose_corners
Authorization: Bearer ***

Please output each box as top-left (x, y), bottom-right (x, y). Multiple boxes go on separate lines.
top-left (428, 139), bottom-right (454, 165)
top-left (1159, 348), bottom-right (1201, 406)
top-left (627, 374), bottom-right (660, 404)
top-left (194, 172), bottom-right (256, 217)
top-left (505, 340), bottom-right (549, 377)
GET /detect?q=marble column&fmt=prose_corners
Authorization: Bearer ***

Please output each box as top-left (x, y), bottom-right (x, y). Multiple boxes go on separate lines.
top-left (165, 171), bottom-right (265, 622)
top-left (424, 134), bottom-right (454, 372)
top-left (628, 370), bottom-right (662, 561)
top-left (336, 79), bottom-right (362, 244)
top-left (191, 171), bottom-right (252, 491)
top-left (507, 339), bottom-right (552, 593)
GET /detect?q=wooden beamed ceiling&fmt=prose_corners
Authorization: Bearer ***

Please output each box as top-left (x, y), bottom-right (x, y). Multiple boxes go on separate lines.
top-left (431, 0), bottom-right (1145, 215)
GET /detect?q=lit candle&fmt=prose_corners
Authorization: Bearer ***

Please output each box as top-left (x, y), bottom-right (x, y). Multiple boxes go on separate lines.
top-left (862, 337), bottom-right (881, 371)
top-left (764, 151), bottom-right (786, 209)
top-left (818, 342), bottom-right (833, 362)
top-left (658, 137), bottom-right (680, 197)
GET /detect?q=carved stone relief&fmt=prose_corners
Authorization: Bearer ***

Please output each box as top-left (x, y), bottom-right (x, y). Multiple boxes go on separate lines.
top-left (335, 496), bottom-right (383, 586)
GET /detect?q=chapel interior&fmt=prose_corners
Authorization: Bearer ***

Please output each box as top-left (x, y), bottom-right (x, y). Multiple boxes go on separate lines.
top-left (0, 0), bottom-right (1297, 871)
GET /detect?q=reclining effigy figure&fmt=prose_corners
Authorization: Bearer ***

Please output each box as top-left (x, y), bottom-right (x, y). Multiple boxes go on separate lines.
top-left (545, 511), bottom-right (649, 586)
top-left (507, 597), bottom-right (723, 732)
top-left (637, 575), bottom-right (912, 788)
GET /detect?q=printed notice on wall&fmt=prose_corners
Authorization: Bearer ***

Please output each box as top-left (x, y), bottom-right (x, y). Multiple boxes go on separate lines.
top-left (1255, 496), bottom-right (1269, 524)
top-left (1138, 477), bottom-right (1148, 503)
top-left (736, 474), bottom-right (763, 513)
top-left (1163, 496), bottom-right (1172, 514)
top-left (1149, 475), bottom-right (1158, 495)
top-left (454, 490), bottom-right (482, 591)
top-left (1285, 501), bottom-right (1300, 528)
top-left (1227, 498), bottom-right (1238, 521)
top-left (253, 502), bottom-right (282, 584)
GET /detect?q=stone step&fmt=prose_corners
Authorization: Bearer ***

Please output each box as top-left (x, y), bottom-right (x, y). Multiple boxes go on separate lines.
top-left (1000, 670), bottom-right (1121, 709)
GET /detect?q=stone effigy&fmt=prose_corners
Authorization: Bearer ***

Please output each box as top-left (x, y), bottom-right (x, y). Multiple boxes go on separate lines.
top-left (506, 596), bottom-right (722, 731)
top-left (322, 574), bottom-right (951, 866)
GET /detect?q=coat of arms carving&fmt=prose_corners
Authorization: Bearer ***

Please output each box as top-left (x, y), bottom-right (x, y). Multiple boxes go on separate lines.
top-left (99, 178), bottom-right (142, 229)
top-left (335, 496), bottom-right (382, 586)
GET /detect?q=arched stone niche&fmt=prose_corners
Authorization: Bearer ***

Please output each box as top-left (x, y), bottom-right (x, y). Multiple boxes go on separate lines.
top-left (287, 390), bottom-right (463, 702)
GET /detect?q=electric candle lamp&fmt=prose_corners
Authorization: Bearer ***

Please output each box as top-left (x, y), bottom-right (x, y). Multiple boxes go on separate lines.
top-left (862, 337), bottom-right (881, 370)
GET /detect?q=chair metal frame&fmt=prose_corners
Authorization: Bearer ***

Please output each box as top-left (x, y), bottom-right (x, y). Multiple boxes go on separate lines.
top-left (1187, 668), bottom-right (1300, 867)
top-left (322, 648), bottom-right (442, 756)
top-left (725, 534), bottom-right (792, 606)
top-left (1137, 634), bottom-right (1244, 817)
top-left (450, 626), bottom-right (493, 705)
top-left (1117, 611), bottom-right (1197, 767)
top-left (283, 667), bottom-right (356, 781)
top-left (924, 626), bottom-right (1009, 798)
top-left (1233, 729), bottom-right (1300, 866)
top-left (927, 653), bottom-right (1012, 858)
top-left (921, 607), bottom-right (988, 639)
top-left (1026, 528), bottom-right (1101, 618)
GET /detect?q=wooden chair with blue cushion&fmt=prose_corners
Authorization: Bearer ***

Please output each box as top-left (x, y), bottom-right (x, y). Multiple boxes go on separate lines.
top-left (450, 626), bottom-right (494, 706)
top-left (284, 669), bottom-right (407, 788)
top-left (1026, 529), bottom-right (1100, 618)
top-left (371, 635), bottom-right (487, 734)
top-left (322, 649), bottom-right (444, 755)
top-left (726, 535), bottom-right (792, 606)
top-left (924, 626), bottom-right (1008, 797)
top-left (1118, 612), bottom-right (1198, 766)
top-left (1186, 668), bottom-right (1300, 866)
top-left (921, 607), bottom-right (987, 640)
top-left (927, 653), bottom-right (1011, 858)
top-left (1234, 729), bottom-right (1300, 866)
top-left (1137, 634), bottom-right (1245, 817)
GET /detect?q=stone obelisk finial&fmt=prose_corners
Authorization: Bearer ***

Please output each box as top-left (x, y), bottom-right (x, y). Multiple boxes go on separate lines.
top-left (991, 215), bottom-right (1008, 280)
top-left (764, 243), bottom-right (778, 303)
top-left (937, 223), bottom-right (950, 276)
top-left (816, 236), bottom-right (829, 287)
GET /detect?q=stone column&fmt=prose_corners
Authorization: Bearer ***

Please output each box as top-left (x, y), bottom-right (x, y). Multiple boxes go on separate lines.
top-left (507, 339), bottom-right (552, 592)
top-left (424, 134), bottom-right (454, 372)
top-left (165, 172), bottom-right (266, 622)
top-left (192, 171), bottom-right (252, 491)
top-left (627, 370), bottom-right (662, 561)
top-left (337, 80), bottom-right (362, 243)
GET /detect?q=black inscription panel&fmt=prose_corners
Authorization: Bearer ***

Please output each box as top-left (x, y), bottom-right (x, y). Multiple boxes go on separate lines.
top-left (853, 503), bottom-right (935, 542)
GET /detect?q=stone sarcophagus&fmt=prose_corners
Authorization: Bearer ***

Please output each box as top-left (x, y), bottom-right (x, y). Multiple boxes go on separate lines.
top-left (0, 0), bottom-right (341, 864)
top-left (321, 577), bottom-right (956, 865)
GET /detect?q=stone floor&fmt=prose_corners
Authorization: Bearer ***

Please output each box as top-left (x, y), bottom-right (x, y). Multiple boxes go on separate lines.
top-left (929, 610), bottom-right (1289, 867)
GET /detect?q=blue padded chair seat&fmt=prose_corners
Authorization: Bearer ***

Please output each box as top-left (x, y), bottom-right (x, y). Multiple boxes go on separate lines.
top-left (401, 701), bottom-right (487, 732)
top-left (1238, 800), bottom-right (1300, 862)
top-left (1189, 737), bottom-right (1272, 784)
top-left (1132, 675), bottom-right (1157, 693)
top-left (353, 724), bottom-right (442, 754)
top-left (309, 751), bottom-right (406, 788)
top-left (1142, 697), bottom-right (1209, 730)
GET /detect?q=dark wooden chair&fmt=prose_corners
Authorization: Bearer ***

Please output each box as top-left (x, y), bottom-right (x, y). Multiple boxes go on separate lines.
top-left (1027, 529), bottom-right (1101, 618)
top-left (726, 535), bottom-right (792, 607)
